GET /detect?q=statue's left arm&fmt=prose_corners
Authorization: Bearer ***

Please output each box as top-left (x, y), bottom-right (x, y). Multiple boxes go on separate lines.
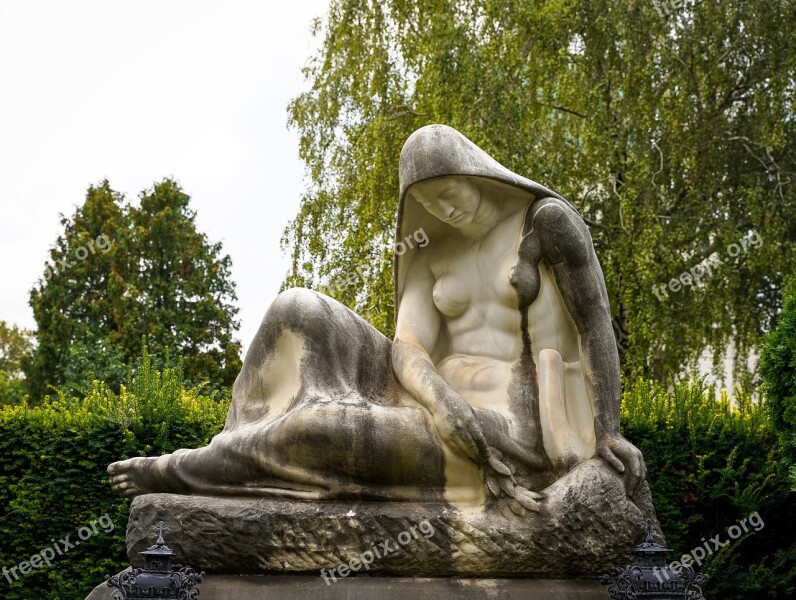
top-left (531, 197), bottom-right (646, 498)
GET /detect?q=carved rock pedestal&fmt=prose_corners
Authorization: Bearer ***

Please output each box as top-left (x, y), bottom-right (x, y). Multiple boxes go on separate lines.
top-left (123, 459), bottom-right (660, 578)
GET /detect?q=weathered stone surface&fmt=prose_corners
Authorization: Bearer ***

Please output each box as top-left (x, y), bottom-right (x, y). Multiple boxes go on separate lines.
top-left (109, 125), bottom-right (649, 512)
top-left (87, 574), bottom-right (608, 600)
top-left (126, 458), bottom-right (659, 578)
top-left (107, 125), bottom-right (658, 585)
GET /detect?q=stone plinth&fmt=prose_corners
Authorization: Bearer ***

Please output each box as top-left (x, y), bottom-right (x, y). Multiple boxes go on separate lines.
top-left (124, 459), bottom-right (659, 578)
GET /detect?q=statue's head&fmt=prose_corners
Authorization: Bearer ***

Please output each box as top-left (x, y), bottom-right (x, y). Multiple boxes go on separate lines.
top-left (394, 124), bottom-right (570, 320)
top-left (408, 176), bottom-right (481, 229)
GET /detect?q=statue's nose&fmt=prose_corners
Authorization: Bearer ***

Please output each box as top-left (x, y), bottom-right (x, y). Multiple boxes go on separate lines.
top-left (437, 199), bottom-right (454, 216)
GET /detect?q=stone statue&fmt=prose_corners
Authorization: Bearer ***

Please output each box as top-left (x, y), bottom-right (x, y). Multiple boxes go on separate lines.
top-left (108, 125), bottom-right (657, 577)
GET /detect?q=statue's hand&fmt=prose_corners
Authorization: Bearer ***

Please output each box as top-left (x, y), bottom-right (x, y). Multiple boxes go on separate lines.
top-left (596, 434), bottom-right (647, 498)
top-left (432, 390), bottom-right (491, 463)
top-left (483, 448), bottom-right (544, 517)
top-left (430, 392), bottom-right (545, 516)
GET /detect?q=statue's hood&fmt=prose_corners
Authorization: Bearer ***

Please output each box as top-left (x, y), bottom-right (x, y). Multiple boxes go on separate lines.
top-left (398, 125), bottom-right (563, 204)
top-left (394, 124), bottom-right (571, 322)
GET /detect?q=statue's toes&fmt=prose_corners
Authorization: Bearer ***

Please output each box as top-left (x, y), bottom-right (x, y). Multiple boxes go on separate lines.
top-left (107, 460), bottom-right (129, 475)
top-left (112, 480), bottom-right (139, 497)
top-left (108, 474), bottom-right (129, 487)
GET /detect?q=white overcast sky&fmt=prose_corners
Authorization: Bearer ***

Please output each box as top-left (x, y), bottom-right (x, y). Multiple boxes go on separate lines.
top-left (0, 0), bottom-right (330, 354)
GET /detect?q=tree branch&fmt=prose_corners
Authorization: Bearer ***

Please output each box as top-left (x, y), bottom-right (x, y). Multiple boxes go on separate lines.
top-left (544, 104), bottom-right (588, 119)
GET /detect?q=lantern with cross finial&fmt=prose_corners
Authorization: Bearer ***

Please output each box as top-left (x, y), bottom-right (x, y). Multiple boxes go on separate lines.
top-left (106, 520), bottom-right (204, 599)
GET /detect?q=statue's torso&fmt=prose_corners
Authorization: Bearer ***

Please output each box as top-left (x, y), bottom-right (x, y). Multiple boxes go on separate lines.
top-left (426, 200), bottom-right (588, 454)
top-left (427, 204), bottom-right (563, 381)
top-left (428, 205), bottom-right (523, 417)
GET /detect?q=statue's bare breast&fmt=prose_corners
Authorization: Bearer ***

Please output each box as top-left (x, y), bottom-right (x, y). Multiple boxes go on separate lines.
top-left (427, 204), bottom-right (528, 416)
top-left (425, 201), bottom-right (585, 444)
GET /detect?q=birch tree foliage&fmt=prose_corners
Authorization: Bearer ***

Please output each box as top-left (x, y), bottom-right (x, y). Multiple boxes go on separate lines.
top-left (284, 0), bottom-right (796, 381)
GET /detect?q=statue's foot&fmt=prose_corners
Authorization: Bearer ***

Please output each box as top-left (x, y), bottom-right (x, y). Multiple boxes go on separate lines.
top-left (107, 457), bottom-right (161, 498)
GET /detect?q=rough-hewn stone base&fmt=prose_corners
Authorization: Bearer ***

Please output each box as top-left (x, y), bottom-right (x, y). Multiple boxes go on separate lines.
top-left (87, 575), bottom-right (608, 599)
top-left (125, 459), bottom-right (660, 578)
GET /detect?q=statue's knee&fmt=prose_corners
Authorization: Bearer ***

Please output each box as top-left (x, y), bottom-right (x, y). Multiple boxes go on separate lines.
top-left (272, 287), bottom-right (322, 317)
top-left (247, 288), bottom-right (353, 363)
top-left (262, 287), bottom-right (326, 331)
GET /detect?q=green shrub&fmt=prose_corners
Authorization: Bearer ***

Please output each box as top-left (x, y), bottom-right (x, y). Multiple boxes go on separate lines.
top-left (760, 282), bottom-right (796, 490)
top-left (622, 378), bottom-right (796, 598)
top-left (0, 348), bottom-right (227, 599)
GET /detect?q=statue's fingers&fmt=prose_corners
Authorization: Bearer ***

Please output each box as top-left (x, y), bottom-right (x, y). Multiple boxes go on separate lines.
top-left (498, 474), bottom-right (516, 498)
top-left (458, 443), bottom-right (478, 462)
top-left (515, 488), bottom-right (542, 512)
top-left (473, 429), bottom-right (491, 462)
top-left (625, 470), bottom-right (641, 499)
top-left (114, 482), bottom-right (137, 497)
top-left (489, 447), bottom-right (505, 461)
top-left (624, 453), bottom-right (645, 498)
top-left (598, 447), bottom-right (625, 474)
top-left (635, 456), bottom-right (647, 492)
top-left (488, 455), bottom-right (512, 477)
top-left (453, 415), bottom-right (488, 460)
top-left (610, 443), bottom-right (646, 497)
top-left (450, 428), bottom-right (479, 461)
top-left (485, 472), bottom-right (501, 497)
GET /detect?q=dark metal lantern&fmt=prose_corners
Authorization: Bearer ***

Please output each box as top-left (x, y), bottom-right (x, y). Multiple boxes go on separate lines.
top-left (106, 521), bottom-right (204, 599)
top-left (600, 522), bottom-right (708, 599)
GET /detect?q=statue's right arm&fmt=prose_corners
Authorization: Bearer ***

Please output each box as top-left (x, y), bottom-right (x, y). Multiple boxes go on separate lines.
top-left (392, 252), bottom-right (490, 464)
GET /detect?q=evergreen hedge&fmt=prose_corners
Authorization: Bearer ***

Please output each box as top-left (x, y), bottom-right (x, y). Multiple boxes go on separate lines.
top-left (0, 351), bottom-right (227, 599)
top-left (622, 379), bottom-right (796, 598)
top-left (761, 282), bottom-right (796, 490)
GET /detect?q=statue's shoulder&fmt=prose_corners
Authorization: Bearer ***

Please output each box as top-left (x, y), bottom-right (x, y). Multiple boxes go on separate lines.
top-left (525, 197), bottom-right (592, 266)
top-left (526, 196), bottom-right (583, 230)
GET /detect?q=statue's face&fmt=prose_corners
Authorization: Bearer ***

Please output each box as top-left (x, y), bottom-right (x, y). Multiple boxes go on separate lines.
top-left (411, 177), bottom-right (481, 228)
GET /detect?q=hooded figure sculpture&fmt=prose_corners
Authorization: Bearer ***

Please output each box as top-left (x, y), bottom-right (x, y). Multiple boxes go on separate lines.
top-left (109, 125), bottom-right (646, 515)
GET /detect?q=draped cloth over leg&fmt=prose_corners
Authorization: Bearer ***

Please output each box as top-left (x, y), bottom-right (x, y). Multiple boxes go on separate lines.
top-left (146, 289), bottom-right (447, 502)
